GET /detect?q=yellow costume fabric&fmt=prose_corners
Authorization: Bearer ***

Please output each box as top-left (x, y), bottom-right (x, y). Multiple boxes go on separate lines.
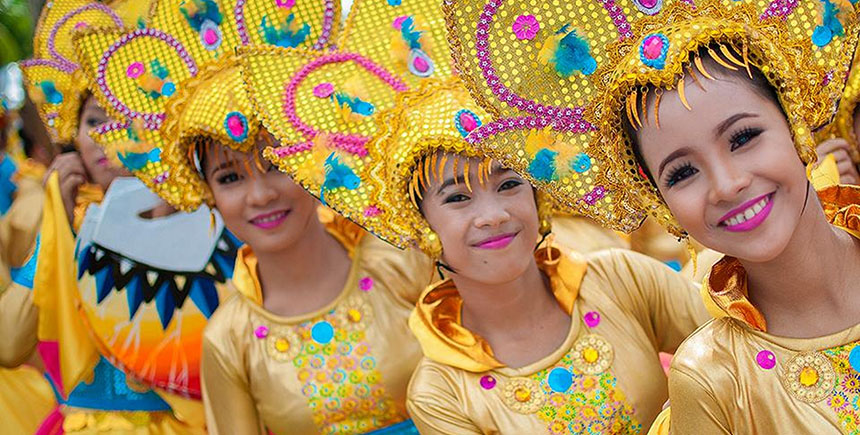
top-left (0, 365), bottom-right (57, 434)
top-left (551, 215), bottom-right (629, 254)
top-left (407, 245), bottom-right (709, 434)
top-left (669, 185), bottom-right (860, 434)
top-left (201, 219), bottom-right (433, 434)
top-left (0, 160), bottom-right (44, 285)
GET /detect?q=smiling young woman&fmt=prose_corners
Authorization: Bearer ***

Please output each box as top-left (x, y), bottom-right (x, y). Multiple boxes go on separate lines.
top-left (496, 0), bottom-right (860, 433)
top-left (361, 78), bottom-right (709, 433)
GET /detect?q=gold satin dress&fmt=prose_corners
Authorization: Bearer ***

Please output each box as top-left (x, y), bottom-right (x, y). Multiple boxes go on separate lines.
top-left (201, 218), bottom-right (434, 434)
top-left (406, 245), bottom-right (709, 434)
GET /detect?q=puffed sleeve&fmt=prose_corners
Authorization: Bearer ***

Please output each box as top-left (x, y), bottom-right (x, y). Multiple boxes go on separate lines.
top-left (667, 367), bottom-right (731, 434)
top-left (200, 299), bottom-right (266, 435)
top-left (406, 360), bottom-right (482, 435)
top-left (359, 235), bottom-right (435, 306)
top-left (588, 249), bottom-right (710, 353)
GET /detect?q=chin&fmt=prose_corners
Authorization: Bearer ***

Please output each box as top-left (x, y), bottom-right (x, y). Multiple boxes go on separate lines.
top-left (708, 224), bottom-right (793, 264)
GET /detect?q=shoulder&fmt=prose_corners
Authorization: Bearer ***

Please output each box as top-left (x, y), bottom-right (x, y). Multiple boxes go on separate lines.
top-left (356, 235), bottom-right (434, 301)
top-left (670, 317), bottom-right (741, 388)
top-left (584, 248), bottom-right (668, 277)
top-left (203, 292), bottom-right (253, 345)
top-left (408, 357), bottom-right (464, 400)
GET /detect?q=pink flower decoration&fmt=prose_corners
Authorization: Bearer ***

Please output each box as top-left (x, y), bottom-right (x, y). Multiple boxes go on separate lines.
top-left (392, 15), bottom-right (409, 30)
top-left (254, 325), bottom-right (269, 339)
top-left (276, 0), bottom-right (295, 8)
top-left (512, 15), bottom-right (540, 40)
top-left (126, 62), bottom-right (145, 79)
top-left (313, 82), bottom-right (334, 98)
top-left (363, 205), bottom-right (381, 217)
top-left (359, 277), bottom-right (373, 291)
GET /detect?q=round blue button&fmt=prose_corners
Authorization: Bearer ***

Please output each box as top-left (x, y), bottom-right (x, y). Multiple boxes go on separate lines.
top-left (849, 346), bottom-right (860, 373)
top-left (548, 367), bottom-right (573, 393)
top-left (311, 321), bottom-right (334, 344)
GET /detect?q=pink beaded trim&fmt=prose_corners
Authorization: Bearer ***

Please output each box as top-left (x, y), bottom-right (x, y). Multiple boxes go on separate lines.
top-left (19, 58), bottom-right (75, 74)
top-left (235, 0), bottom-right (336, 49)
top-left (48, 3), bottom-right (123, 71)
top-left (280, 52), bottom-right (408, 157)
top-left (96, 29), bottom-right (199, 127)
top-left (474, 0), bottom-right (630, 118)
top-left (464, 115), bottom-right (594, 145)
top-left (759, 0), bottom-right (799, 20)
top-left (93, 120), bottom-right (130, 135)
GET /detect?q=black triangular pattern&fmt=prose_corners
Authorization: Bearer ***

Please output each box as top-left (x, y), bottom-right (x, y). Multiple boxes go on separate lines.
top-left (81, 231), bottom-right (241, 321)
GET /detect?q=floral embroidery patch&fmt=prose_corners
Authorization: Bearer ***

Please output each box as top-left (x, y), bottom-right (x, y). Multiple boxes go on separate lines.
top-left (502, 349), bottom-right (641, 433)
top-left (822, 342), bottom-right (860, 434)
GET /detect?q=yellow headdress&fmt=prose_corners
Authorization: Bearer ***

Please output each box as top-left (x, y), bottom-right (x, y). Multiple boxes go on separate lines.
top-left (362, 77), bottom-right (553, 257)
top-left (72, 0), bottom-right (340, 210)
top-left (239, 0), bottom-right (452, 246)
top-left (833, 42), bottom-right (860, 163)
top-left (446, 0), bottom-right (860, 237)
top-left (20, 0), bottom-right (150, 143)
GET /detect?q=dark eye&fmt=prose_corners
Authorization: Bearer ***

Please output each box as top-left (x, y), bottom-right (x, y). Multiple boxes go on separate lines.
top-left (498, 179), bottom-right (522, 191)
top-left (86, 116), bottom-right (106, 128)
top-left (664, 163), bottom-right (697, 188)
top-left (729, 127), bottom-right (762, 151)
top-left (443, 193), bottom-right (470, 204)
top-left (216, 172), bottom-right (241, 185)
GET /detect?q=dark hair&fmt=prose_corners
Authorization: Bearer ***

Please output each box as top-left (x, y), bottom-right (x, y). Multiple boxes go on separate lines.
top-left (624, 44), bottom-right (784, 186)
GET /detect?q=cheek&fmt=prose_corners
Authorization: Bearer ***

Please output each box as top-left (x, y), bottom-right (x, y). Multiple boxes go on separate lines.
top-left (658, 183), bottom-right (707, 231)
top-left (212, 187), bottom-right (246, 229)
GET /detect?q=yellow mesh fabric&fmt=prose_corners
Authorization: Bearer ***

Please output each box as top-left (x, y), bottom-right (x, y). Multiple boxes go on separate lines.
top-left (445, 0), bottom-right (860, 236)
top-left (340, 0), bottom-right (453, 84)
top-left (240, 0), bottom-right (453, 245)
top-left (833, 44), bottom-right (860, 163)
top-left (20, 0), bottom-right (148, 142)
top-left (71, 0), bottom-right (340, 211)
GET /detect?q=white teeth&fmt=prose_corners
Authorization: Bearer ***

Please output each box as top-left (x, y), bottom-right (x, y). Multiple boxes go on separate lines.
top-left (254, 212), bottom-right (285, 224)
top-left (722, 196), bottom-right (770, 226)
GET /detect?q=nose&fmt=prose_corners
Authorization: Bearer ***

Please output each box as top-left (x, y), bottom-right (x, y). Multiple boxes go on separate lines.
top-left (472, 197), bottom-right (511, 229)
top-left (246, 171), bottom-right (278, 207)
top-left (706, 154), bottom-right (752, 205)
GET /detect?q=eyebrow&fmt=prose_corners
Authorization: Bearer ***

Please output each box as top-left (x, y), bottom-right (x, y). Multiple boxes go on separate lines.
top-left (714, 112), bottom-right (758, 138)
top-left (434, 165), bottom-right (512, 195)
top-left (207, 160), bottom-right (238, 178)
top-left (657, 147), bottom-right (692, 178)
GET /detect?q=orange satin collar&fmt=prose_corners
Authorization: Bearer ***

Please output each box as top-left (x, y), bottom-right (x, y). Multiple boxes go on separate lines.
top-left (409, 244), bottom-right (587, 372)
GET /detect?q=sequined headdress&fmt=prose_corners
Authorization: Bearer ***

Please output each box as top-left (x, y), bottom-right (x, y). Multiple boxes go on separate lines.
top-left (72, 0), bottom-right (340, 210)
top-left (359, 77), bottom-right (552, 256)
top-left (239, 0), bottom-right (453, 245)
top-left (446, 0), bottom-right (860, 236)
top-left (20, 0), bottom-right (150, 143)
top-left (832, 43), bottom-right (860, 164)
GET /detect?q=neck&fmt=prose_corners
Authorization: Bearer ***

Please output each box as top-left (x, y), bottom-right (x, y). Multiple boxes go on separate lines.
top-left (741, 186), bottom-right (860, 336)
top-left (255, 215), bottom-right (350, 304)
top-left (455, 257), bottom-right (561, 340)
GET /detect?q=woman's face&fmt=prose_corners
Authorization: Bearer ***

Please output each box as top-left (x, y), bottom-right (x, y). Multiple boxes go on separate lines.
top-left (635, 75), bottom-right (810, 262)
top-left (204, 134), bottom-right (319, 255)
top-left (420, 153), bottom-right (540, 284)
top-left (76, 96), bottom-right (129, 189)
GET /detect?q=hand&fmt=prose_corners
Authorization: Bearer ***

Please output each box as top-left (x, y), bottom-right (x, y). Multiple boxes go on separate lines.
top-left (44, 152), bottom-right (87, 226)
top-left (816, 138), bottom-right (860, 185)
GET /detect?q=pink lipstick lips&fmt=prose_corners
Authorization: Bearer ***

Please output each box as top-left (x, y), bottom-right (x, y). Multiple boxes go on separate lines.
top-left (718, 192), bottom-right (774, 233)
top-left (250, 209), bottom-right (289, 229)
top-left (473, 232), bottom-right (518, 250)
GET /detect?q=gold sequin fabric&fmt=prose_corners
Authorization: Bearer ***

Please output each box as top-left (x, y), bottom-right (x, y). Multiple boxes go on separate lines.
top-left (20, 0), bottom-right (149, 142)
top-left (240, 0), bottom-right (454, 247)
top-left (445, 0), bottom-right (860, 236)
top-left (365, 77), bottom-right (553, 256)
top-left (834, 45), bottom-right (860, 163)
top-left (71, 0), bottom-right (340, 211)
